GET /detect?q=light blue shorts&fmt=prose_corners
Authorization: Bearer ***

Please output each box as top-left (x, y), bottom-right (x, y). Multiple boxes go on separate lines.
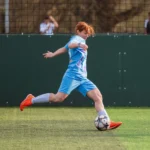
top-left (58, 76), bottom-right (97, 97)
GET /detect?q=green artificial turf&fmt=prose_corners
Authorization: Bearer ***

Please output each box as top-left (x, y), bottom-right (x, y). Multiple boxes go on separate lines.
top-left (0, 107), bottom-right (150, 150)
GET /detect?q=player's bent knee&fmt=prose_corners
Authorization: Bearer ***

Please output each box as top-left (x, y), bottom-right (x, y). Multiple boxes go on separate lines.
top-left (57, 97), bottom-right (65, 102)
top-left (51, 92), bottom-right (68, 103)
top-left (95, 93), bottom-right (103, 103)
top-left (99, 94), bottom-right (103, 101)
top-left (95, 89), bottom-right (103, 99)
top-left (54, 96), bottom-right (66, 102)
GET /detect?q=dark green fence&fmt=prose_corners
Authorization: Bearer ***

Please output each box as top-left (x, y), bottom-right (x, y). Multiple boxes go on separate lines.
top-left (0, 34), bottom-right (150, 106)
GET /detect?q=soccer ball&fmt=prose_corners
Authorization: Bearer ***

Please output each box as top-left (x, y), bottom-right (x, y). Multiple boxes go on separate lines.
top-left (94, 115), bottom-right (110, 131)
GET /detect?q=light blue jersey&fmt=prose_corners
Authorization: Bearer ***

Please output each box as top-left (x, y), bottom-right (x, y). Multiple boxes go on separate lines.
top-left (58, 35), bottom-right (97, 96)
top-left (64, 35), bottom-right (87, 80)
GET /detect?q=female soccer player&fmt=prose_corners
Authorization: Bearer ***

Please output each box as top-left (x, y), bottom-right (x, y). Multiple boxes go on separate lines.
top-left (20, 22), bottom-right (122, 130)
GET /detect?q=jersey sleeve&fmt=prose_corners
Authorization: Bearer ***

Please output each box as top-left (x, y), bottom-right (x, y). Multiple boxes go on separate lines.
top-left (69, 38), bottom-right (79, 44)
top-left (64, 42), bottom-right (69, 51)
top-left (64, 40), bottom-right (75, 51)
top-left (64, 36), bottom-right (79, 51)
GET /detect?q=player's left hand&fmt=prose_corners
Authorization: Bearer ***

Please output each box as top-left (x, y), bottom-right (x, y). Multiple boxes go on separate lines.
top-left (43, 51), bottom-right (54, 58)
top-left (80, 43), bottom-right (88, 51)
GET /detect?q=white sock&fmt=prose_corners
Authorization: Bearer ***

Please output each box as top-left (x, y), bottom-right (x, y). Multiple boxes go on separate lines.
top-left (32, 93), bottom-right (50, 104)
top-left (98, 109), bottom-right (110, 121)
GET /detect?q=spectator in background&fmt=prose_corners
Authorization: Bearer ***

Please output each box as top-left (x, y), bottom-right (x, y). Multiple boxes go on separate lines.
top-left (144, 12), bottom-right (150, 35)
top-left (40, 16), bottom-right (59, 35)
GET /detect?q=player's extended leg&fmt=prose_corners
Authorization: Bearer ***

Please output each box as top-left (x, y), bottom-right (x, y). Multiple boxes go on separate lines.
top-left (20, 75), bottom-right (79, 111)
top-left (87, 88), bottom-right (122, 130)
top-left (20, 92), bottom-right (68, 111)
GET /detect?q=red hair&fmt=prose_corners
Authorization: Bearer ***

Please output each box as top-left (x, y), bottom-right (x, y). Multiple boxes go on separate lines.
top-left (75, 22), bottom-right (95, 36)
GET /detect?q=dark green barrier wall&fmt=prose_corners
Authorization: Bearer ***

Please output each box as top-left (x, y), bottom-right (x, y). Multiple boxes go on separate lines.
top-left (0, 34), bottom-right (150, 106)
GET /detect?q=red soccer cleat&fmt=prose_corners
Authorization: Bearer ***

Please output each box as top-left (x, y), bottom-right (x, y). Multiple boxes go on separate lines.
top-left (108, 121), bottom-right (122, 130)
top-left (20, 94), bottom-right (34, 111)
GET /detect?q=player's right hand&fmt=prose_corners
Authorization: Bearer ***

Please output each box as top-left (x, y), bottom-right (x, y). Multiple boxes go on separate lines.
top-left (43, 51), bottom-right (54, 58)
top-left (80, 43), bottom-right (88, 51)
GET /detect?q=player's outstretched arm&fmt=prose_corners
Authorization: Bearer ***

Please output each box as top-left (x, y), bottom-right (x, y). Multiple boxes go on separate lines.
top-left (43, 47), bottom-right (67, 59)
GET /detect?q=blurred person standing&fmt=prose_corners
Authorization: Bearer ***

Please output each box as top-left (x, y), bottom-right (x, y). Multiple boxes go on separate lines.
top-left (40, 16), bottom-right (59, 35)
top-left (144, 12), bottom-right (150, 35)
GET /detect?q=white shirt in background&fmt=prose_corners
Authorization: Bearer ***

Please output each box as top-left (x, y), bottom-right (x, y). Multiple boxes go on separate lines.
top-left (40, 22), bottom-right (55, 35)
top-left (144, 19), bottom-right (149, 28)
